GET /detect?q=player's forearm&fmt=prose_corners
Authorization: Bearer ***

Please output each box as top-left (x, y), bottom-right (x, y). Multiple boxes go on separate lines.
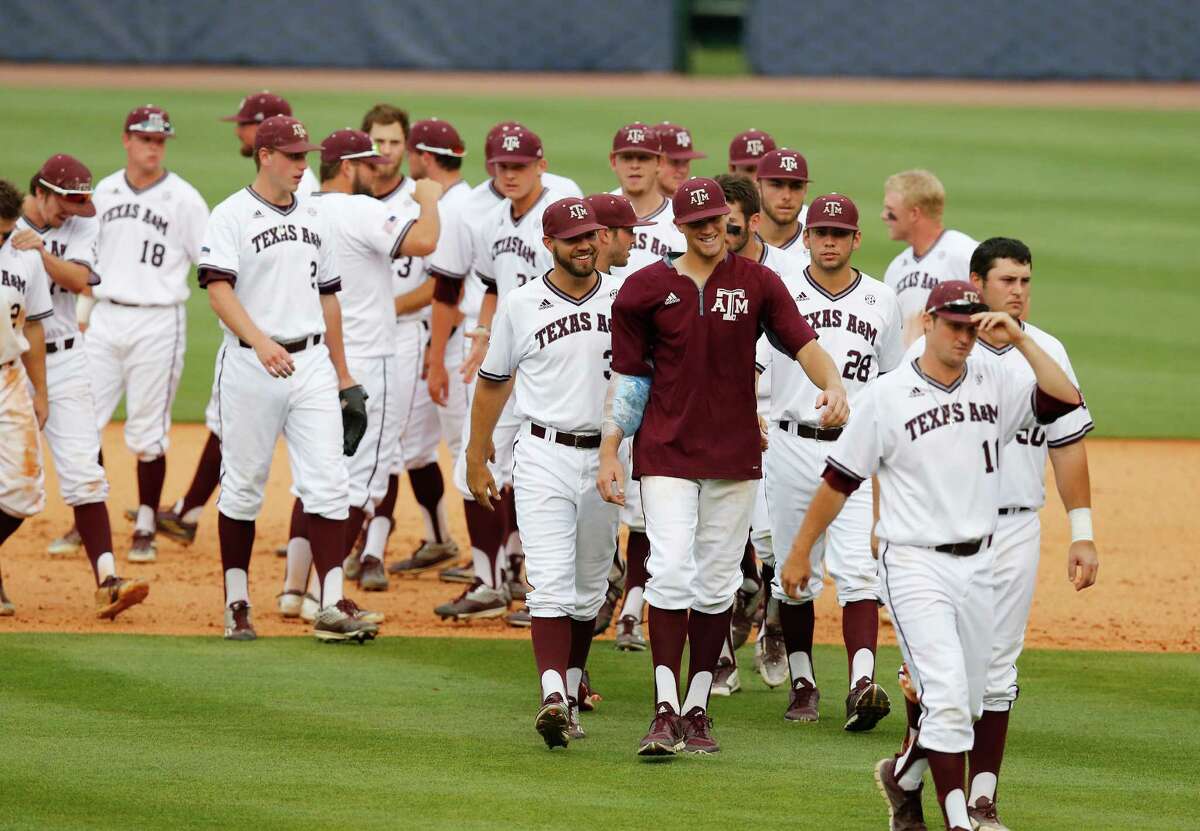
top-left (793, 482), bottom-right (848, 554)
top-left (466, 378), bottom-right (511, 461)
top-left (207, 282), bottom-right (269, 348)
top-left (796, 340), bottom-right (846, 394)
top-left (319, 293), bottom-right (354, 389)
top-left (477, 291), bottom-right (498, 330)
top-left (1049, 440), bottom-right (1092, 511)
top-left (20, 320), bottom-right (47, 398)
top-left (401, 203), bottom-right (440, 257)
top-left (1014, 335), bottom-right (1080, 405)
top-left (427, 297), bottom-right (458, 366)
top-left (394, 281), bottom-right (434, 317)
top-left (41, 253), bottom-right (93, 295)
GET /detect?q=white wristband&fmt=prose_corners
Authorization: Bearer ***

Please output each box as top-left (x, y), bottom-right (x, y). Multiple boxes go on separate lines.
top-left (1068, 508), bottom-right (1093, 542)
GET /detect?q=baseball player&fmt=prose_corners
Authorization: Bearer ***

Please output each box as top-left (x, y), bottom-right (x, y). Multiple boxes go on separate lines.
top-left (221, 91), bottom-right (319, 194)
top-left (903, 238), bottom-right (1098, 830)
top-left (607, 123), bottom-right (685, 282)
top-left (198, 115), bottom-right (374, 643)
top-left (779, 281), bottom-right (1082, 831)
top-left (599, 177), bottom-right (847, 757)
top-left (881, 169), bottom-right (978, 346)
top-left (754, 193), bottom-right (904, 729)
top-left (654, 122), bottom-right (705, 199)
top-left (276, 128), bottom-right (441, 614)
top-left (69, 106), bottom-right (208, 564)
top-left (728, 129), bottom-right (777, 179)
top-left (756, 149), bottom-right (811, 262)
top-left (467, 196), bottom-right (615, 748)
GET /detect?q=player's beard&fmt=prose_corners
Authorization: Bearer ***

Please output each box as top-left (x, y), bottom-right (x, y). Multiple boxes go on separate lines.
top-left (763, 200), bottom-right (796, 227)
top-left (351, 169), bottom-right (374, 197)
top-left (555, 245), bottom-right (596, 278)
top-left (239, 144), bottom-right (253, 158)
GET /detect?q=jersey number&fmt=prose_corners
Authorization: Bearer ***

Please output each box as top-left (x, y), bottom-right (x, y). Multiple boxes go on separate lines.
top-left (982, 438), bottom-right (1000, 473)
top-left (139, 241), bottom-right (165, 267)
top-left (842, 350), bottom-right (873, 382)
top-left (395, 257), bottom-right (413, 278)
top-left (309, 261), bottom-right (317, 290)
top-left (1014, 427), bottom-right (1046, 447)
top-left (603, 348), bottom-right (612, 380)
top-left (9, 303), bottom-right (19, 326)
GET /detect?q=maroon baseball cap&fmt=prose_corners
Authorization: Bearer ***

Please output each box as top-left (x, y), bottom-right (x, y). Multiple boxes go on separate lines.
top-left (612, 122), bottom-right (663, 155)
top-left (757, 148), bottom-right (809, 181)
top-left (656, 122), bottom-right (705, 160)
top-left (925, 280), bottom-right (990, 322)
top-left (806, 194), bottom-right (859, 231)
top-left (729, 129), bottom-right (777, 166)
top-left (407, 118), bottom-right (466, 158)
top-left (672, 177), bottom-right (731, 225)
top-left (320, 129), bottom-right (385, 164)
top-left (221, 92), bottom-right (292, 124)
top-left (542, 197), bottom-right (605, 240)
top-left (485, 121), bottom-right (525, 162)
top-left (124, 105), bottom-right (175, 137)
top-left (254, 116), bottom-right (322, 154)
top-left (490, 128), bottom-right (543, 164)
top-left (36, 154), bottom-right (96, 217)
top-left (584, 193), bottom-right (655, 229)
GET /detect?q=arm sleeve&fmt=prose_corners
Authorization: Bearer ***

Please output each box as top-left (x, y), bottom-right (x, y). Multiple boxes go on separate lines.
top-left (315, 210), bottom-right (341, 295)
top-left (876, 289), bottom-right (905, 373)
top-left (360, 198), bottom-right (415, 261)
top-left (824, 383), bottom-right (883, 481)
top-left (184, 188), bottom-right (211, 265)
top-left (197, 204), bottom-right (240, 288)
top-left (429, 207), bottom-right (471, 279)
top-left (25, 257), bottom-right (54, 320)
top-left (432, 275), bottom-right (463, 305)
top-left (760, 268), bottom-right (818, 358)
top-left (997, 359), bottom-right (1079, 444)
top-left (478, 295), bottom-right (516, 381)
top-left (609, 279), bottom-right (654, 377)
top-left (1045, 345), bottom-right (1094, 447)
top-left (754, 333), bottom-right (772, 374)
top-left (69, 218), bottom-right (101, 284)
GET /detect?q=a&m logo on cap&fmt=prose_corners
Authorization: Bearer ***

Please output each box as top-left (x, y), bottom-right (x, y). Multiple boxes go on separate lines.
top-left (780, 156), bottom-right (799, 172)
top-left (823, 201), bottom-right (844, 216)
top-left (690, 187), bottom-right (710, 206)
top-left (568, 203), bottom-right (587, 220)
top-left (675, 131), bottom-right (692, 147)
top-left (963, 289), bottom-right (981, 303)
top-left (746, 138), bottom-right (765, 156)
top-left (627, 127), bottom-right (647, 144)
top-left (292, 123), bottom-right (307, 139)
top-left (502, 134), bottom-right (521, 152)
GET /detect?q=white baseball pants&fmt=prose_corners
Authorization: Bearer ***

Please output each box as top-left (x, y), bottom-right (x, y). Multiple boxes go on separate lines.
top-left (44, 346), bottom-right (109, 506)
top-left (983, 510), bottom-right (1041, 711)
top-left (400, 324), bottom-right (467, 470)
top-left (618, 437), bottom-right (645, 532)
top-left (0, 361), bottom-right (45, 518)
top-left (641, 476), bottom-right (757, 614)
top-left (880, 541), bottom-right (995, 753)
top-left (342, 354), bottom-right (401, 514)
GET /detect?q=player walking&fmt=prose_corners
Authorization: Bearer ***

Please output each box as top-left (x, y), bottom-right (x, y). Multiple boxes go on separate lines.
top-left (198, 115), bottom-right (374, 643)
top-left (780, 281), bottom-right (1083, 831)
top-left (905, 238), bottom-right (1098, 830)
top-left (607, 123), bottom-right (684, 281)
top-left (599, 178), bottom-right (847, 757)
top-left (756, 149), bottom-right (811, 263)
top-left (756, 193), bottom-right (903, 728)
top-left (654, 122), bottom-right (705, 199)
top-left (881, 170), bottom-right (977, 345)
top-left (728, 129), bottom-right (777, 179)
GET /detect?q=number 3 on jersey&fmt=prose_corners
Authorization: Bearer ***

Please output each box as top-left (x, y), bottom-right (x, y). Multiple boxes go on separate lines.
top-left (309, 260), bottom-right (317, 290)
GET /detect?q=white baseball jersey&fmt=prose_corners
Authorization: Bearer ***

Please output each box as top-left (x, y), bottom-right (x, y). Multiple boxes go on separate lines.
top-left (474, 188), bottom-right (562, 300)
top-left (607, 191), bottom-right (685, 281)
top-left (310, 190), bottom-right (410, 358)
top-left (376, 177), bottom-right (431, 323)
top-left (827, 354), bottom-right (1071, 547)
top-left (0, 239), bottom-right (54, 364)
top-left (884, 229), bottom-right (977, 322)
top-left (757, 267), bottom-right (903, 425)
top-left (906, 322), bottom-right (1093, 511)
top-left (92, 170), bottom-right (209, 306)
top-left (15, 214), bottom-right (98, 343)
top-left (430, 179), bottom-right (503, 322)
top-left (751, 243), bottom-right (803, 415)
top-left (299, 166), bottom-right (320, 197)
top-left (198, 187), bottom-right (339, 341)
top-left (479, 273), bottom-right (616, 433)
top-left (767, 206), bottom-right (811, 264)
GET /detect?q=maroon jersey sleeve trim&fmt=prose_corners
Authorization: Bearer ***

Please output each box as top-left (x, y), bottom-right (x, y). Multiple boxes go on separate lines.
top-left (197, 266), bottom-right (237, 288)
top-left (822, 462), bottom-right (863, 496)
top-left (433, 275), bottom-right (463, 304)
top-left (1032, 387), bottom-right (1081, 424)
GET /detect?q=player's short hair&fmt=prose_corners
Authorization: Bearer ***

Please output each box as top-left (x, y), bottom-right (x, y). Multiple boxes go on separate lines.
top-left (429, 153), bottom-right (463, 173)
top-left (884, 169), bottom-right (945, 219)
top-left (715, 173), bottom-right (760, 217)
top-left (361, 104), bottom-right (410, 138)
top-left (0, 179), bottom-right (23, 220)
top-left (971, 237), bottom-right (1032, 279)
top-left (318, 158), bottom-right (342, 183)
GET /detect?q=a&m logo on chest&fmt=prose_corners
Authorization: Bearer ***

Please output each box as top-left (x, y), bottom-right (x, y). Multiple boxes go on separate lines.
top-left (712, 288), bottom-right (748, 321)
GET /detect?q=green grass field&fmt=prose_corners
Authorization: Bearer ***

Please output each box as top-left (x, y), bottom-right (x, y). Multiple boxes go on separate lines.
top-left (1, 87), bottom-right (1197, 437)
top-left (1, 635), bottom-right (1195, 830)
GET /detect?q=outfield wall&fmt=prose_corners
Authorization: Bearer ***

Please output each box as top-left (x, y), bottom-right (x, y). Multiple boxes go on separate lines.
top-left (3, 0), bottom-right (683, 72)
top-left (745, 0), bottom-right (1200, 80)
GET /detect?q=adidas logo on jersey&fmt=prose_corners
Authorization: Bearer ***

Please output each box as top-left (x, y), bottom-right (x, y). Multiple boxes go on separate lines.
top-left (795, 291), bottom-right (809, 302)
top-left (909, 387), bottom-right (925, 398)
top-left (252, 210), bottom-right (264, 219)
top-left (664, 292), bottom-right (680, 306)
top-left (538, 299), bottom-right (553, 310)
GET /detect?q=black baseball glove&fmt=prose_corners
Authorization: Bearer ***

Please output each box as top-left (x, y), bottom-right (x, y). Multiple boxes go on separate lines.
top-left (339, 385), bottom-right (369, 456)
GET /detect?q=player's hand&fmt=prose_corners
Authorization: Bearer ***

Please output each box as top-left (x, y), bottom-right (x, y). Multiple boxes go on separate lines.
top-left (9, 229), bottom-right (44, 252)
top-left (1067, 540), bottom-right (1099, 591)
top-left (596, 452), bottom-right (626, 507)
top-left (971, 311), bottom-right (1026, 346)
top-left (255, 338), bottom-right (295, 378)
top-left (815, 385), bottom-right (850, 428)
top-left (780, 545), bottom-right (812, 599)
top-left (413, 179), bottom-right (444, 204)
top-left (758, 415), bottom-right (769, 451)
top-left (427, 360), bottom-right (450, 406)
top-left (32, 388), bottom-right (49, 431)
top-left (870, 525), bottom-right (880, 560)
top-left (466, 454), bottom-right (499, 510)
top-left (459, 327), bottom-right (489, 382)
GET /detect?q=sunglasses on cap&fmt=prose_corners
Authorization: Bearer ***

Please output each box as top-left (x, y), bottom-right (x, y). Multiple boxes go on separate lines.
top-left (931, 300), bottom-right (990, 316)
top-left (39, 178), bottom-right (93, 205)
top-left (129, 117), bottom-right (175, 136)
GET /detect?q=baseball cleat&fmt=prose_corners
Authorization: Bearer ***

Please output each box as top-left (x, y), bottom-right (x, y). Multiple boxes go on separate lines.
top-left (967, 797), bottom-right (1010, 831)
top-left (0, 583), bottom-right (15, 616)
top-left (313, 598), bottom-right (380, 643)
top-left (47, 526), bottom-right (82, 557)
top-left (593, 559), bottom-right (626, 635)
top-left (534, 693), bottom-right (570, 749)
top-left (874, 756), bottom-right (927, 831)
top-left (358, 556), bottom-right (389, 591)
top-left (277, 589), bottom-right (307, 618)
top-left (300, 592), bottom-right (320, 622)
top-left (637, 705), bottom-right (685, 757)
top-left (434, 580), bottom-right (508, 621)
top-left (566, 698), bottom-right (586, 740)
top-left (785, 678), bottom-right (821, 722)
top-left (505, 606), bottom-right (532, 628)
top-left (127, 531), bottom-right (157, 563)
top-left (95, 576), bottom-right (149, 620)
top-left (507, 575), bottom-right (530, 602)
top-left (758, 621), bottom-right (788, 688)
top-left (615, 615), bottom-right (646, 651)
top-left (731, 578), bottom-right (763, 651)
top-left (437, 562), bottom-right (475, 584)
top-left (388, 540), bottom-right (459, 576)
top-left (155, 509), bottom-right (197, 545)
top-left (845, 677), bottom-right (891, 732)
top-left (354, 603), bottom-right (385, 625)
top-left (123, 507), bottom-right (137, 522)
top-left (224, 601), bottom-right (257, 641)
top-left (578, 670), bottom-right (601, 712)
top-left (681, 707), bottom-right (720, 754)
top-left (711, 657), bottom-right (741, 696)
top-left (342, 551), bottom-right (362, 581)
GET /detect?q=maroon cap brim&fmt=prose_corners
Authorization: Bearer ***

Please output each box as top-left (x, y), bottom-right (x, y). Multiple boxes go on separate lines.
top-left (220, 114), bottom-right (248, 123)
top-left (674, 204), bottom-right (730, 225)
top-left (274, 140), bottom-right (324, 154)
top-left (490, 153), bottom-right (541, 164)
top-left (806, 220), bottom-right (858, 232)
top-left (666, 150), bottom-right (707, 161)
top-left (729, 156), bottom-right (763, 166)
top-left (550, 221), bottom-right (606, 240)
top-left (931, 311), bottom-right (976, 323)
top-left (63, 201), bottom-right (96, 218)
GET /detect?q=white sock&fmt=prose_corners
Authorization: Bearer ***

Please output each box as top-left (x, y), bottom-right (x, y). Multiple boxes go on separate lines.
top-left (565, 667), bottom-right (583, 701)
top-left (623, 586), bottom-right (644, 621)
top-left (173, 498), bottom-right (203, 525)
top-left (434, 498), bottom-right (449, 545)
top-left (681, 671), bottom-right (713, 714)
top-left (224, 568), bottom-right (249, 606)
top-left (969, 772), bottom-right (998, 805)
top-left (305, 567), bottom-right (320, 598)
top-left (788, 651), bottom-right (815, 686)
top-left (95, 552), bottom-right (116, 582)
top-left (719, 635), bottom-right (733, 662)
top-left (321, 566), bottom-right (344, 608)
top-left (540, 669), bottom-right (567, 702)
top-left (654, 665), bottom-right (681, 712)
top-left (135, 505), bottom-right (155, 535)
top-left (943, 789), bottom-right (970, 828)
top-left (472, 545), bottom-right (497, 589)
top-left (284, 538), bottom-right (312, 593)
top-left (363, 515), bottom-right (391, 559)
top-left (897, 757), bottom-right (928, 791)
top-left (850, 647), bottom-right (875, 687)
